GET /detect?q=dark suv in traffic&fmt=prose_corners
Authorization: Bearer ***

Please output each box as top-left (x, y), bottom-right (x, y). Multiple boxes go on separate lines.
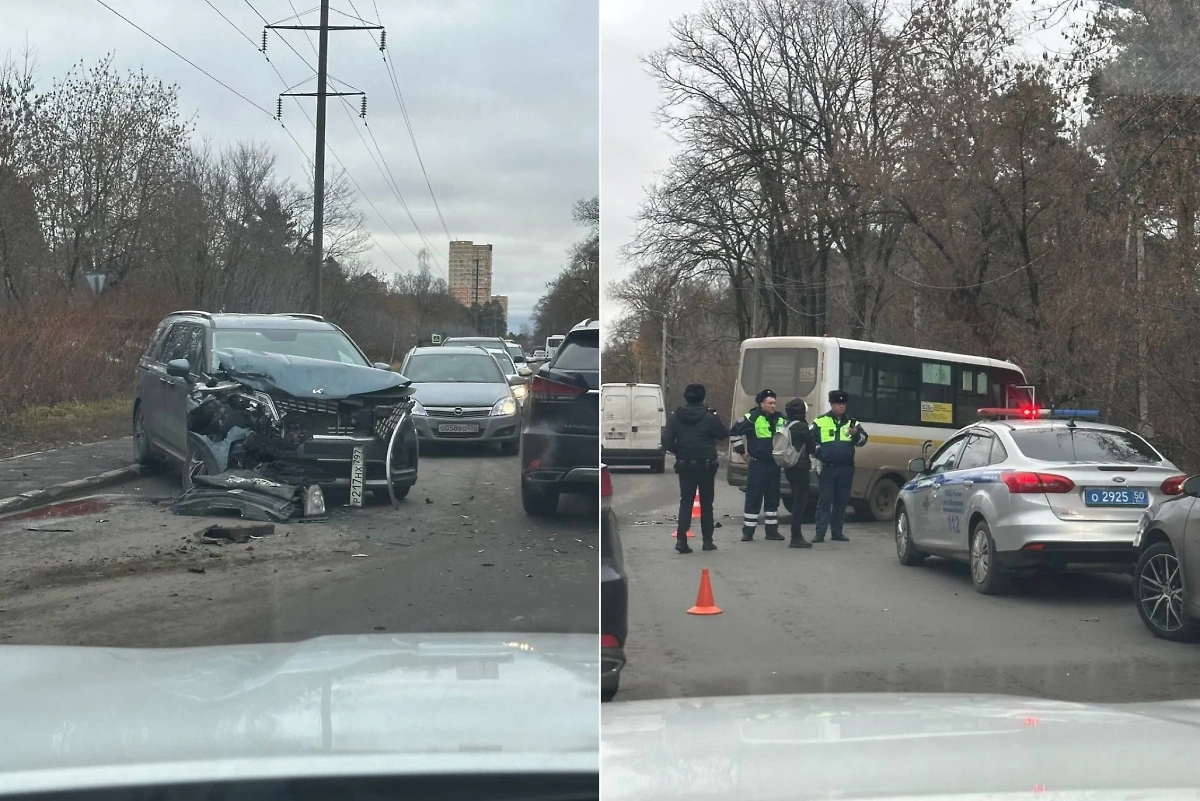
top-left (133, 311), bottom-right (419, 499)
top-left (519, 319), bottom-right (599, 516)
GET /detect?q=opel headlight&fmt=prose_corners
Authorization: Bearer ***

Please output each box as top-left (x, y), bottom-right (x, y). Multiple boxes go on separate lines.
top-left (511, 384), bottom-right (528, 401)
top-left (1133, 511), bottom-right (1150, 549)
top-left (411, 400), bottom-right (427, 417)
top-left (491, 397), bottom-right (517, 417)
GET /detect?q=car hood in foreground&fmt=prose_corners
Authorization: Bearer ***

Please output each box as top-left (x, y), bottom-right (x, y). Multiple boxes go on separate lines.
top-left (410, 382), bottom-right (510, 408)
top-left (0, 633), bottom-right (596, 794)
top-left (215, 348), bottom-right (413, 400)
top-left (603, 693), bottom-right (1200, 801)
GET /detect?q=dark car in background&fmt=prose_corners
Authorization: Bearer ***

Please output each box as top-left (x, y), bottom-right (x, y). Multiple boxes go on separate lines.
top-left (519, 319), bottom-right (599, 516)
top-left (601, 464), bottom-right (627, 702)
top-left (400, 346), bottom-right (522, 454)
top-left (133, 312), bottom-right (419, 499)
top-left (1133, 474), bottom-right (1200, 641)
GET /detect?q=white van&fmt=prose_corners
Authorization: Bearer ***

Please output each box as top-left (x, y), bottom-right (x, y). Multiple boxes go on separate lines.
top-left (545, 335), bottom-right (565, 360)
top-left (601, 383), bottom-right (666, 472)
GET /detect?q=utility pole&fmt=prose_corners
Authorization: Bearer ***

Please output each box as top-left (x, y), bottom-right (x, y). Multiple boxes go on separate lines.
top-left (267, 2), bottom-right (380, 315)
top-left (1135, 184), bottom-right (1152, 437)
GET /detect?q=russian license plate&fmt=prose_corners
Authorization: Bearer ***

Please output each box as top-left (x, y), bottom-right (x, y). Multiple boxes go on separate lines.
top-left (1083, 487), bottom-right (1149, 507)
top-left (350, 446), bottom-right (365, 507)
top-left (437, 423), bottom-right (480, 434)
top-left (605, 432), bottom-right (626, 440)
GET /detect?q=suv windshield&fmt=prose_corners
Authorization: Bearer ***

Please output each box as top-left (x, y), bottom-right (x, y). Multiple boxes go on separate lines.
top-left (404, 353), bottom-right (505, 383)
top-left (1009, 427), bottom-right (1163, 465)
top-left (212, 329), bottom-right (369, 368)
top-left (553, 334), bottom-right (599, 370)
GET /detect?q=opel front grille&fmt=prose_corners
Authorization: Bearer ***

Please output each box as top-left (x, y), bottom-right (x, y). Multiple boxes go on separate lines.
top-left (426, 407), bottom-right (490, 419)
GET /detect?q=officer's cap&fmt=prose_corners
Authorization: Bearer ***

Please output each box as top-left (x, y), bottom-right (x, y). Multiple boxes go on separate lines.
top-left (755, 389), bottom-right (777, 404)
top-left (829, 389), bottom-right (849, 404)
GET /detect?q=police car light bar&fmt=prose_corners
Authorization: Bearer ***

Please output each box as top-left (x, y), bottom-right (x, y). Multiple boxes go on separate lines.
top-left (976, 407), bottom-right (1101, 420)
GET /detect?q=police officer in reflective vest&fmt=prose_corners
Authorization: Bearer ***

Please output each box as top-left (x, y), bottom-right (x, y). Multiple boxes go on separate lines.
top-left (731, 389), bottom-right (786, 541)
top-left (811, 389), bottom-right (868, 543)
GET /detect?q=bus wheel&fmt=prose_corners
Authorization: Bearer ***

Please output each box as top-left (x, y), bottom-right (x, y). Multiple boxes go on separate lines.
top-left (862, 477), bottom-right (900, 522)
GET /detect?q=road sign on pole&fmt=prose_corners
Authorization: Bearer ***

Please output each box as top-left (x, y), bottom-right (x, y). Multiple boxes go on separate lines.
top-left (86, 274), bottom-right (106, 296)
top-left (431, 334), bottom-right (443, 345)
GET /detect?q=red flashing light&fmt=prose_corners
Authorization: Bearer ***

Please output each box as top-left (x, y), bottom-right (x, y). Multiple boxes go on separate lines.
top-left (601, 466), bottom-right (613, 498)
top-left (1019, 404), bottom-right (1041, 419)
top-left (600, 634), bottom-right (619, 648)
top-left (1162, 475), bottom-right (1187, 496)
top-left (1002, 471), bottom-right (1075, 494)
top-left (531, 375), bottom-right (587, 401)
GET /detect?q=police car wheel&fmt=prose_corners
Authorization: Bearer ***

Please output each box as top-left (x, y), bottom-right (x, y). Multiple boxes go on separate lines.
top-left (970, 521), bottom-right (1007, 595)
top-left (895, 506), bottom-right (925, 566)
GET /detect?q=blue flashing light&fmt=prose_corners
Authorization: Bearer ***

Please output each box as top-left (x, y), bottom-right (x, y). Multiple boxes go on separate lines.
top-left (1046, 409), bottom-right (1101, 419)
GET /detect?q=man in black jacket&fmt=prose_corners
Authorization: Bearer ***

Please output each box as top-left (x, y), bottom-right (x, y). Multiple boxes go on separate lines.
top-left (662, 383), bottom-right (729, 554)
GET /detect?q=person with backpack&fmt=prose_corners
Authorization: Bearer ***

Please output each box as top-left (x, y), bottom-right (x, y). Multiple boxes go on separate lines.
top-left (811, 389), bottom-right (869, 543)
top-left (775, 397), bottom-right (818, 549)
top-left (662, 383), bottom-right (729, 554)
top-left (730, 389), bottom-right (786, 541)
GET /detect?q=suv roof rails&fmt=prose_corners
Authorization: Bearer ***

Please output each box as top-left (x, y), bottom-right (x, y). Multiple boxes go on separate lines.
top-left (277, 313), bottom-right (326, 321)
top-left (571, 318), bottom-right (599, 330)
top-left (169, 310), bottom-right (213, 319)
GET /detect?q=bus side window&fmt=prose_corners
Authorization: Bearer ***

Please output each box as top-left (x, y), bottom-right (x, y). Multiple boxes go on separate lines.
top-left (841, 350), bottom-right (875, 420)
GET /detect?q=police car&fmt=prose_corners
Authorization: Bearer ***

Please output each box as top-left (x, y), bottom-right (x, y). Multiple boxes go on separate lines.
top-left (894, 408), bottom-right (1186, 594)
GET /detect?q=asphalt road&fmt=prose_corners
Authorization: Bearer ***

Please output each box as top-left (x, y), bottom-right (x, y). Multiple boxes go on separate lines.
top-left (610, 459), bottom-right (1200, 704)
top-left (0, 444), bottom-right (597, 647)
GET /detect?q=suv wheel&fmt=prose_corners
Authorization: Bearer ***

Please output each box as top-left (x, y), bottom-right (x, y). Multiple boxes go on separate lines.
top-left (132, 404), bottom-right (159, 466)
top-left (521, 478), bottom-right (559, 517)
top-left (1135, 541), bottom-right (1200, 641)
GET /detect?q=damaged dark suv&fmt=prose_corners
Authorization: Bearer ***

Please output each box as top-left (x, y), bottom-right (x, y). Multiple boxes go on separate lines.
top-left (133, 312), bottom-right (419, 503)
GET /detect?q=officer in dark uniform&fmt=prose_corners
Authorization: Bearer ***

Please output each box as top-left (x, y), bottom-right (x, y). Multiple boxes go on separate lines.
top-left (811, 389), bottom-right (868, 543)
top-left (730, 389), bottom-right (786, 541)
top-left (662, 383), bottom-right (728, 554)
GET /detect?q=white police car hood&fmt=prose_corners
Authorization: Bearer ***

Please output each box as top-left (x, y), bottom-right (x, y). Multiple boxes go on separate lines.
top-left (0, 633), bottom-right (597, 795)
top-left (603, 693), bottom-right (1200, 801)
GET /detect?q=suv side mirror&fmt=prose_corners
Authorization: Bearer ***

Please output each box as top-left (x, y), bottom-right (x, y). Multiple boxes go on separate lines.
top-left (518, 366), bottom-right (533, 377)
top-left (908, 457), bottom-right (927, 475)
top-left (1183, 476), bottom-right (1200, 498)
top-left (508, 374), bottom-right (525, 387)
top-left (166, 359), bottom-right (192, 381)
top-left (373, 362), bottom-right (391, 371)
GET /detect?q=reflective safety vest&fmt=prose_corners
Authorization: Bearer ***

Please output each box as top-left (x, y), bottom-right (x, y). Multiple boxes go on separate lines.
top-left (749, 411), bottom-right (786, 440)
top-left (814, 415), bottom-right (859, 444)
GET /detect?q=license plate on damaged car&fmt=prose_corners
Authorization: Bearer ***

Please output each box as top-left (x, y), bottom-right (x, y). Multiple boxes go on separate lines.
top-left (438, 423), bottom-right (480, 434)
top-left (350, 446), bottom-right (365, 507)
top-left (1083, 488), bottom-right (1148, 507)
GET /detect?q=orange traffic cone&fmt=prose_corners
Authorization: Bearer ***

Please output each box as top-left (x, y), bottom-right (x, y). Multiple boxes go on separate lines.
top-left (672, 489), bottom-right (701, 539)
top-left (687, 568), bottom-right (723, 615)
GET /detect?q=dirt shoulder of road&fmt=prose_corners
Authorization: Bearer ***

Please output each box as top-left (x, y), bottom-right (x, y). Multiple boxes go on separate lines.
top-left (0, 398), bottom-right (131, 459)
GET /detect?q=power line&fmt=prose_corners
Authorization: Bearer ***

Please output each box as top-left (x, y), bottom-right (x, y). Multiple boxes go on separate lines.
top-left (351, 0), bottom-right (453, 242)
top-left (94, 0), bottom-right (274, 117)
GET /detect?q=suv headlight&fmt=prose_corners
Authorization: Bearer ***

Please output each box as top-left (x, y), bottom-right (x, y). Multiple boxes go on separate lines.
top-left (511, 384), bottom-right (528, 401)
top-left (491, 397), bottom-right (517, 417)
top-left (411, 400), bottom-right (427, 417)
top-left (1133, 512), bottom-right (1150, 549)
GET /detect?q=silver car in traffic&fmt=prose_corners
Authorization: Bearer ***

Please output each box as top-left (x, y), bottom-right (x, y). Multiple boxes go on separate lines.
top-left (895, 412), bottom-right (1185, 594)
top-left (1132, 475), bottom-right (1200, 641)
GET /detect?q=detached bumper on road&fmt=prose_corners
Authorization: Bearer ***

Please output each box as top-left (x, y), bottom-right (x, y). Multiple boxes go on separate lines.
top-left (413, 414), bottom-right (520, 444)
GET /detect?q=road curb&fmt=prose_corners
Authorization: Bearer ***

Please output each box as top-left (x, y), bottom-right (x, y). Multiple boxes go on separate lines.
top-left (0, 464), bottom-right (145, 515)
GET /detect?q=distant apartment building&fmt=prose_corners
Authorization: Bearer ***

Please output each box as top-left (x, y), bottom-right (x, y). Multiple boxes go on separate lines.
top-left (448, 241), bottom-right (493, 308)
top-left (490, 295), bottom-right (509, 317)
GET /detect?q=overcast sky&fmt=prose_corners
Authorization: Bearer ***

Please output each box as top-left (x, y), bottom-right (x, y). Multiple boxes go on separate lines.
top-left (2, 0), bottom-right (598, 328)
top-left (599, 0), bottom-right (699, 341)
